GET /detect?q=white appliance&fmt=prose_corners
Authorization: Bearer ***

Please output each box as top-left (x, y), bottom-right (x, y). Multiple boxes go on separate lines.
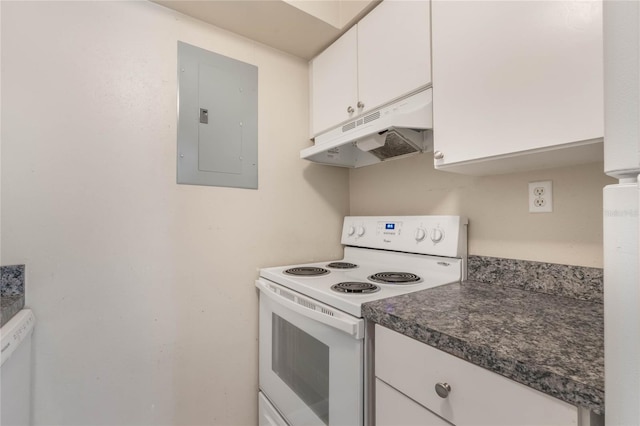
top-left (1, 309), bottom-right (36, 425)
top-left (301, 89), bottom-right (433, 168)
top-left (256, 215), bottom-right (468, 425)
top-left (603, 2), bottom-right (640, 425)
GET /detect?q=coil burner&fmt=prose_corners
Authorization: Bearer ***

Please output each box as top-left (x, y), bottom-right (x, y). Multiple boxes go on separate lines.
top-left (331, 282), bottom-right (380, 294)
top-left (368, 272), bottom-right (422, 285)
top-left (326, 262), bottom-right (358, 269)
top-left (283, 267), bottom-right (330, 277)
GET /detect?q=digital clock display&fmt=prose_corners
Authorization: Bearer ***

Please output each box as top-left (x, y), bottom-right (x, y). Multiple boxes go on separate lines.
top-left (385, 223), bottom-right (395, 230)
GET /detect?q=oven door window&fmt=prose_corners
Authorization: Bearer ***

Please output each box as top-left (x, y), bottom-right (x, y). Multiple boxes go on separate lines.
top-left (272, 314), bottom-right (329, 425)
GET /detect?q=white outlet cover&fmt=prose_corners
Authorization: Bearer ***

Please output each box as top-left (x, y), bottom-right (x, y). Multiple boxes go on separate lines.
top-left (528, 181), bottom-right (553, 213)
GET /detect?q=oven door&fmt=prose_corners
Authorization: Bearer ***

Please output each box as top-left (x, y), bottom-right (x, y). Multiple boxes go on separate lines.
top-left (257, 279), bottom-right (364, 426)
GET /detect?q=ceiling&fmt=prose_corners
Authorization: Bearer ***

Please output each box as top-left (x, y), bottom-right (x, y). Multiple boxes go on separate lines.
top-left (151, 0), bottom-right (380, 60)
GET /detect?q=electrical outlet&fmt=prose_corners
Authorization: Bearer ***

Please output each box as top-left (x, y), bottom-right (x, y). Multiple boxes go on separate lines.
top-left (528, 181), bottom-right (553, 213)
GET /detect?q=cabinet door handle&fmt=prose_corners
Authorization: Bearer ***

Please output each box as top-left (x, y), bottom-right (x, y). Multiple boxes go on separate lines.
top-left (357, 101), bottom-right (365, 109)
top-left (435, 382), bottom-right (451, 398)
top-left (434, 151), bottom-right (444, 160)
top-left (347, 106), bottom-right (355, 114)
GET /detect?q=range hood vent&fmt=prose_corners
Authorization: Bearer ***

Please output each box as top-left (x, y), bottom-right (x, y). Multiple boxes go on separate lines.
top-left (301, 88), bottom-right (433, 168)
top-left (364, 128), bottom-right (424, 160)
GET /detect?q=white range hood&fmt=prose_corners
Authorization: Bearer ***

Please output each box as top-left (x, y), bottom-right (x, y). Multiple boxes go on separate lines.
top-left (301, 88), bottom-right (433, 168)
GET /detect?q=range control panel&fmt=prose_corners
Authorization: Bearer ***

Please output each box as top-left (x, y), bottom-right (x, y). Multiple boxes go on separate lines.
top-left (378, 221), bottom-right (402, 236)
top-left (341, 215), bottom-right (468, 258)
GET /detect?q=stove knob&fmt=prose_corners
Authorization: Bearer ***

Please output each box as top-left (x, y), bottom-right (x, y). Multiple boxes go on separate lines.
top-left (356, 226), bottom-right (366, 237)
top-left (430, 228), bottom-right (444, 243)
top-left (415, 228), bottom-right (426, 242)
top-left (347, 226), bottom-right (356, 236)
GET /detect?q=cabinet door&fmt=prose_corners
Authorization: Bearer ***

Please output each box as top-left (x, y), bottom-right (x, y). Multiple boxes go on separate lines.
top-left (376, 379), bottom-right (453, 426)
top-left (310, 26), bottom-right (358, 136)
top-left (358, 0), bottom-right (431, 115)
top-left (432, 1), bottom-right (603, 173)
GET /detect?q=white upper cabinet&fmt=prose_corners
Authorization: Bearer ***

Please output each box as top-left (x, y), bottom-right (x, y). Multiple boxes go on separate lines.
top-left (310, 26), bottom-right (359, 137)
top-left (357, 0), bottom-right (431, 117)
top-left (603, 1), bottom-right (640, 178)
top-left (431, 1), bottom-right (604, 175)
top-left (310, 0), bottom-right (431, 137)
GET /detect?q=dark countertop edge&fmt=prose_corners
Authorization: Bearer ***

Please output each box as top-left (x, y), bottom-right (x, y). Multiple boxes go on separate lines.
top-left (0, 294), bottom-right (26, 328)
top-left (362, 297), bottom-right (604, 415)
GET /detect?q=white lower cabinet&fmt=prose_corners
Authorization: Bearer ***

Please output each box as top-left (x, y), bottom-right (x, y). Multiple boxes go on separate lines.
top-left (374, 325), bottom-right (580, 426)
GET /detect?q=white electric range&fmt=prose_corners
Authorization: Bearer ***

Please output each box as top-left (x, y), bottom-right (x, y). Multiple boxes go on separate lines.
top-left (257, 215), bottom-right (468, 426)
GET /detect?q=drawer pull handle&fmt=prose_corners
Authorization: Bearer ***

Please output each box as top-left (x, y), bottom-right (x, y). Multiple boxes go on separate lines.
top-left (435, 382), bottom-right (451, 398)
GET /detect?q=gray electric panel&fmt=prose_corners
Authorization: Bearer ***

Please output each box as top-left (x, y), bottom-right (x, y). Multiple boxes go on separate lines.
top-left (177, 42), bottom-right (258, 189)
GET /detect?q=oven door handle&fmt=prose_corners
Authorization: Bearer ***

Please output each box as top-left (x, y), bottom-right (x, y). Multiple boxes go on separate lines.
top-left (256, 279), bottom-right (364, 339)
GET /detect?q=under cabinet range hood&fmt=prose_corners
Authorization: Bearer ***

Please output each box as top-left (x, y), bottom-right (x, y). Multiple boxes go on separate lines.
top-left (302, 88), bottom-right (433, 168)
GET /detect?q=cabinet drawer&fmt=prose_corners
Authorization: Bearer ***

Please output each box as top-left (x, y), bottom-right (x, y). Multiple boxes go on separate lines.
top-left (375, 325), bottom-right (578, 426)
top-left (376, 379), bottom-right (452, 426)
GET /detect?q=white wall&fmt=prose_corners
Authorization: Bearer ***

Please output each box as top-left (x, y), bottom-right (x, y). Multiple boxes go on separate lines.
top-left (350, 154), bottom-right (614, 268)
top-left (0, 1), bottom-right (349, 424)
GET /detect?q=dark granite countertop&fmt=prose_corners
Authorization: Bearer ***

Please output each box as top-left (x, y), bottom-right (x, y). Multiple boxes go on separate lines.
top-left (362, 281), bottom-right (604, 414)
top-left (1, 265), bottom-right (26, 327)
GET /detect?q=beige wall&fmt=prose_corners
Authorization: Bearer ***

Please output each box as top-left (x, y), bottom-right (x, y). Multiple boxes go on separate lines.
top-left (338, 0), bottom-right (379, 27)
top-left (286, 0), bottom-right (341, 28)
top-left (350, 154), bottom-right (614, 268)
top-left (285, 0), bottom-right (377, 28)
top-left (0, 1), bottom-right (348, 424)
